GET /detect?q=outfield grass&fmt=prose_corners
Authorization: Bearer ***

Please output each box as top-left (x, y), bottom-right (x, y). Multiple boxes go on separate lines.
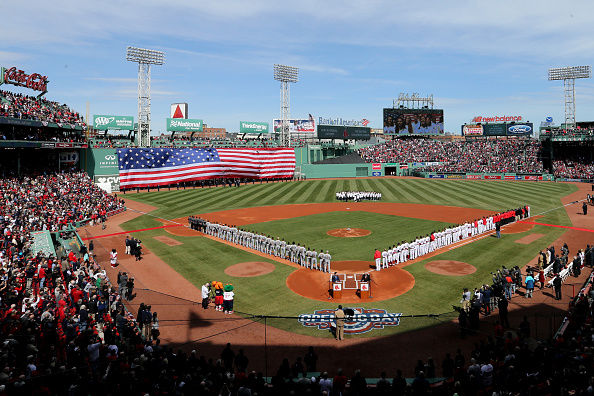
top-left (122, 179), bottom-right (576, 222)
top-left (119, 179), bottom-right (576, 337)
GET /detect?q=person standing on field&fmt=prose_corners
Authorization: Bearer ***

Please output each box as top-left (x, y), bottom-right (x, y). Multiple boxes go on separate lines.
top-left (374, 248), bottom-right (381, 271)
top-left (334, 305), bottom-right (345, 340)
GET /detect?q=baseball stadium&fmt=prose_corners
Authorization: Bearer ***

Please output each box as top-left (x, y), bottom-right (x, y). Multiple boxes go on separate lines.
top-left (3, 4), bottom-right (594, 394)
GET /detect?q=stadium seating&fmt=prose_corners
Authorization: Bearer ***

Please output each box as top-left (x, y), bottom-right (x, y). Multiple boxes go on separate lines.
top-left (358, 138), bottom-right (544, 174)
top-left (553, 160), bottom-right (594, 179)
top-left (0, 90), bottom-right (85, 126)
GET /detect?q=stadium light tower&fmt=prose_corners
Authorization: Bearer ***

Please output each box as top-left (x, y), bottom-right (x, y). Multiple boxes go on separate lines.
top-left (548, 66), bottom-right (590, 129)
top-left (273, 64), bottom-right (299, 147)
top-left (126, 46), bottom-right (165, 147)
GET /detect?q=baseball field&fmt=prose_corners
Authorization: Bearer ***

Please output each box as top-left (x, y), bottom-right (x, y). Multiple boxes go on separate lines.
top-left (114, 178), bottom-right (577, 338)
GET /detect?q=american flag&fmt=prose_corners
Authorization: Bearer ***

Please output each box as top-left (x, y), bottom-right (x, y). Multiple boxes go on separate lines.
top-left (118, 148), bottom-right (296, 188)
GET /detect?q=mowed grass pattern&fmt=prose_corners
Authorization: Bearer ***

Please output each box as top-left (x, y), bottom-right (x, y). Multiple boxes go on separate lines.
top-left (120, 179), bottom-right (576, 337)
top-left (124, 179), bottom-right (575, 226)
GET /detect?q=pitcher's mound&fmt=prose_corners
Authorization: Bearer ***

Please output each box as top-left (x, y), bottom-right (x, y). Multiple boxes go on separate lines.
top-left (327, 228), bottom-right (371, 238)
top-left (286, 267), bottom-right (415, 303)
top-left (425, 260), bottom-right (476, 276)
top-left (225, 262), bottom-right (275, 277)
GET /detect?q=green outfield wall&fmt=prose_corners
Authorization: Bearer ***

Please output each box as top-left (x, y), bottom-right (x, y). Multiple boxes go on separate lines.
top-left (419, 172), bottom-right (555, 181)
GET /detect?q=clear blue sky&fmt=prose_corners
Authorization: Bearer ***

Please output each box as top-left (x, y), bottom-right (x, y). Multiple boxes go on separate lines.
top-left (3, 0), bottom-right (594, 134)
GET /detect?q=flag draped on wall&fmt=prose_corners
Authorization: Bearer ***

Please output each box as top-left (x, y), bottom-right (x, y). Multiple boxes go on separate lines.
top-left (118, 147), bottom-right (296, 188)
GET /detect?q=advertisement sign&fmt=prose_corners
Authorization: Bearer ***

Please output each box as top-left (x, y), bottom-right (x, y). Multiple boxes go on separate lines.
top-left (273, 118), bottom-right (315, 134)
top-left (371, 171), bottom-right (382, 176)
top-left (93, 115), bottom-right (134, 130)
top-left (298, 308), bottom-right (402, 334)
top-left (484, 175), bottom-right (502, 180)
top-left (383, 108), bottom-right (444, 135)
top-left (472, 115), bottom-right (522, 123)
top-left (467, 174), bottom-right (482, 180)
top-left (504, 175), bottom-right (515, 180)
top-left (507, 123), bottom-right (533, 136)
top-left (482, 123), bottom-right (507, 136)
top-left (429, 174), bottom-right (445, 178)
top-left (0, 66), bottom-right (49, 94)
top-left (462, 124), bottom-right (484, 136)
top-left (446, 174), bottom-right (464, 179)
top-left (318, 117), bottom-right (368, 127)
top-left (94, 175), bottom-right (120, 192)
top-left (240, 121), bottom-right (269, 134)
top-left (166, 118), bottom-right (203, 132)
top-left (170, 103), bottom-right (188, 119)
top-left (96, 149), bottom-right (120, 174)
top-left (317, 125), bottom-right (371, 140)
top-left (372, 163), bottom-right (381, 170)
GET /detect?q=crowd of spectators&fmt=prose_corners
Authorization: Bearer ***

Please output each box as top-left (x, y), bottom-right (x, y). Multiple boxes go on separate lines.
top-left (0, 172), bottom-right (124, 232)
top-left (553, 160), bottom-right (594, 180)
top-left (150, 135), bottom-right (280, 149)
top-left (358, 138), bottom-right (544, 174)
top-left (90, 136), bottom-right (135, 149)
top-left (0, 90), bottom-right (85, 127)
top-left (0, 171), bottom-right (139, 394)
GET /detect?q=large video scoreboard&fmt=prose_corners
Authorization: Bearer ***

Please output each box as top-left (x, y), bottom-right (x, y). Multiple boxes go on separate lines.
top-left (383, 108), bottom-right (444, 135)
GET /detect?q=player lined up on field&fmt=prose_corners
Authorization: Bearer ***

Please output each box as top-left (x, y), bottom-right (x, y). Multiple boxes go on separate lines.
top-left (335, 191), bottom-right (382, 202)
top-left (374, 206), bottom-right (530, 271)
top-left (188, 217), bottom-right (332, 272)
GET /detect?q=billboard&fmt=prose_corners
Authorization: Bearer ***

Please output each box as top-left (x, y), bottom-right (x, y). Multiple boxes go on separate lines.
top-left (462, 124), bottom-right (484, 136)
top-left (482, 123), bottom-right (506, 136)
top-left (93, 115), bottom-right (134, 130)
top-left (507, 123), bottom-right (533, 136)
top-left (473, 122), bottom-right (534, 137)
top-left (166, 118), bottom-right (203, 132)
top-left (170, 103), bottom-right (188, 119)
top-left (317, 125), bottom-right (371, 140)
top-left (0, 66), bottom-right (49, 94)
top-left (240, 121), bottom-right (269, 134)
top-left (383, 108), bottom-right (444, 135)
top-left (273, 119), bottom-right (315, 134)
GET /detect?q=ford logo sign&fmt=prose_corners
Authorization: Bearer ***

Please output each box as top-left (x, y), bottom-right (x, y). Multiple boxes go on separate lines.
top-left (508, 125), bottom-right (532, 134)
